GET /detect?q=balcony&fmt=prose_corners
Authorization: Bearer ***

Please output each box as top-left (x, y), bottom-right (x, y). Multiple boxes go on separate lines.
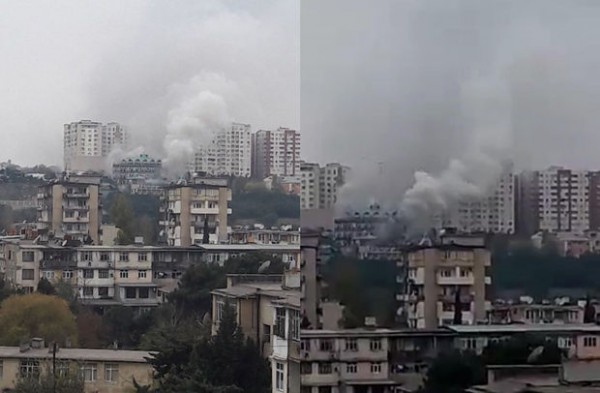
top-left (436, 275), bottom-right (475, 286)
top-left (191, 207), bottom-right (220, 215)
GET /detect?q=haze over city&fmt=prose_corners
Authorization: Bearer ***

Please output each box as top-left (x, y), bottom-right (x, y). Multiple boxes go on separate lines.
top-left (0, 0), bottom-right (298, 166)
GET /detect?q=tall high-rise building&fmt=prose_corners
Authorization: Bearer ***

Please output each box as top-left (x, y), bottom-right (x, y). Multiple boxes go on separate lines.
top-left (516, 167), bottom-right (597, 235)
top-left (193, 122), bottom-right (252, 177)
top-left (252, 128), bottom-right (301, 179)
top-left (37, 175), bottom-right (102, 244)
top-left (443, 169), bottom-right (515, 234)
top-left (300, 162), bottom-right (349, 210)
top-left (64, 120), bottom-right (127, 172)
top-left (159, 177), bottom-right (232, 247)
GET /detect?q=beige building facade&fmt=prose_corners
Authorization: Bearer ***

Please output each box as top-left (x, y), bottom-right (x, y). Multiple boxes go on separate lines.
top-left (160, 177), bottom-right (231, 246)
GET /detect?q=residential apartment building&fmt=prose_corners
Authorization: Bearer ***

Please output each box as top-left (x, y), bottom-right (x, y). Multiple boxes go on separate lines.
top-left (400, 243), bottom-right (491, 329)
top-left (197, 244), bottom-right (301, 269)
top-left (193, 122), bottom-right (252, 177)
top-left (517, 167), bottom-right (598, 235)
top-left (0, 339), bottom-right (153, 393)
top-left (229, 227), bottom-right (300, 245)
top-left (112, 153), bottom-right (162, 183)
top-left (300, 163), bottom-right (349, 210)
top-left (64, 120), bottom-right (127, 172)
top-left (489, 301), bottom-right (584, 325)
top-left (443, 169), bottom-right (515, 234)
top-left (252, 128), bottom-right (301, 179)
top-left (159, 177), bottom-right (231, 247)
top-left (299, 328), bottom-right (453, 393)
top-left (37, 175), bottom-right (101, 244)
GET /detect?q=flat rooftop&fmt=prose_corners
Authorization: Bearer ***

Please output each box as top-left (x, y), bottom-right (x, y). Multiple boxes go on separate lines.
top-left (301, 328), bottom-right (454, 338)
top-left (0, 346), bottom-right (153, 363)
top-left (447, 323), bottom-right (600, 334)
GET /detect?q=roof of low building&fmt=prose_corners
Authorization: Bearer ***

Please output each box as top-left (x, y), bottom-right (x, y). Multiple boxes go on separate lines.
top-left (447, 323), bottom-right (600, 334)
top-left (0, 346), bottom-right (153, 363)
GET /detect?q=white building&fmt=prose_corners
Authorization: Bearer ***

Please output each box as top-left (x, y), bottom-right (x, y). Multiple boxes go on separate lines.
top-left (443, 169), bottom-right (515, 234)
top-left (64, 120), bottom-right (127, 172)
top-left (193, 122), bottom-right (252, 177)
top-left (252, 128), bottom-right (301, 179)
top-left (300, 162), bottom-right (349, 210)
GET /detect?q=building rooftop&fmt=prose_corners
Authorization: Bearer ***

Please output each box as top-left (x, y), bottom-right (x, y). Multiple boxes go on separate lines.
top-left (0, 346), bottom-right (153, 363)
top-left (196, 244), bottom-right (300, 252)
top-left (300, 328), bottom-right (454, 338)
top-left (447, 323), bottom-right (600, 334)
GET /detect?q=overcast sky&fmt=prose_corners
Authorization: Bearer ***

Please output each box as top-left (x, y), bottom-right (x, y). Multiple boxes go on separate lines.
top-left (0, 0), bottom-right (298, 166)
top-left (302, 0), bottom-right (600, 207)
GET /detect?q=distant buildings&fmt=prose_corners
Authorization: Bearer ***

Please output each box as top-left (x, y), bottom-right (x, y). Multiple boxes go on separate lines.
top-left (64, 120), bottom-right (127, 172)
top-left (300, 162), bottom-right (349, 210)
top-left (443, 168), bottom-right (515, 234)
top-left (36, 175), bottom-right (101, 244)
top-left (193, 122), bottom-right (252, 177)
top-left (159, 177), bottom-right (232, 246)
top-left (252, 128), bottom-right (301, 180)
top-left (112, 153), bottom-right (162, 183)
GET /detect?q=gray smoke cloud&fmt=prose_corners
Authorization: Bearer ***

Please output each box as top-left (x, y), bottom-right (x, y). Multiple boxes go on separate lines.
top-left (302, 0), bottom-right (600, 223)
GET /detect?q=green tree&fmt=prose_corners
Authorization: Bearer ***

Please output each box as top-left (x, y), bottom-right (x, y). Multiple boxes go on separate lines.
top-left (101, 306), bottom-right (154, 349)
top-left (223, 252), bottom-right (285, 274)
top-left (14, 365), bottom-right (84, 393)
top-left (37, 277), bottom-right (56, 295)
top-left (168, 263), bottom-right (226, 319)
top-left (422, 350), bottom-right (485, 393)
top-left (0, 294), bottom-right (78, 346)
top-left (110, 193), bottom-right (135, 245)
top-left (481, 334), bottom-right (563, 365)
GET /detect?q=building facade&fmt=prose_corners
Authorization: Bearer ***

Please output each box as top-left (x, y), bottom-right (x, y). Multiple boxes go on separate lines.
top-left (252, 128), bottom-right (301, 179)
top-left (400, 244), bottom-right (491, 329)
top-left (300, 163), bottom-right (349, 210)
top-left (0, 340), bottom-right (153, 393)
top-left (443, 169), bottom-right (515, 234)
top-left (37, 176), bottom-right (101, 244)
top-left (159, 177), bottom-right (232, 247)
top-left (193, 122), bottom-right (252, 177)
top-left (112, 153), bottom-right (162, 183)
top-left (64, 120), bottom-right (127, 172)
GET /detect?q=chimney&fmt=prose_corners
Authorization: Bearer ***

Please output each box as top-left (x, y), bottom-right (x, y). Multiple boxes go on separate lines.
top-left (364, 316), bottom-right (377, 328)
top-left (30, 337), bottom-right (45, 349)
top-left (19, 341), bottom-right (31, 353)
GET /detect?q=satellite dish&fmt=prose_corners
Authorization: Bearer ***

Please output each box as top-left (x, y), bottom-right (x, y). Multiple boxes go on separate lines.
top-left (61, 240), bottom-right (68, 247)
top-left (257, 260), bottom-right (271, 273)
top-left (527, 346), bottom-right (545, 363)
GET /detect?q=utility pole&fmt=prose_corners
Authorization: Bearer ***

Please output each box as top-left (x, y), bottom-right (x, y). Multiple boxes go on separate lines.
top-left (52, 342), bottom-right (57, 393)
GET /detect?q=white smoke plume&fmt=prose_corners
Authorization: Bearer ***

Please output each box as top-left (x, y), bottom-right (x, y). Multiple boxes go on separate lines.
top-left (105, 145), bottom-right (145, 174)
top-left (400, 75), bottom-right (513, 230)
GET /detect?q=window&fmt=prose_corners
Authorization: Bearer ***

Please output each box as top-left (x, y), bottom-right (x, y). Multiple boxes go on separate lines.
top-left (43, 271), bottom-right (54, 280)
top-left (370, 338), bottom-right (382, 351)
top-left (22, 269), bottom-right (34, 281)
top-left (81, 251), bottom-right (93, 261)
top-left (119, 252), bottom-right (129, 262)
top-left (318, 388), bottom-right (331, 393)
top-left (371, 362), bottom-right (382, 374)
top-left (300, 362), bottom-right (312, 375)
top-left (289, 309), bottom-right (300, 340)
top-left (346, 363), bottom-right (357, 374)
top-left (138, 270), bottom-right (147, 279)
top-left (105, 363), bottom-right (118, 383)
top-left (98, 269), bottom-right (109, 279)
top-left (275, 308), bottom-right (286, 338)
top-left (22, 251), bottom-right (35, 262)
top-left (0, 360), bottom-right (3, 379)
top-left (80, 363), bottom-right (97, 382)
top-left (119, 270), bottom-right (128, 279)
top-left (62, 270), bottom-right (73, 279)
top-left (125, 288), bottom-right (136, 299)
top-left (139, 287), bottom-right (149, 298)
top-left (100, 252), bottom-right (110, 261)
top-left (20, 360), bottom-right (39, 378)
top-left (301, 339), bottom-right (311, 352)
top-left (345, 338), bottom-right (358, 351)
top-left (83, 269), bottom-right (94, 279)
top-left (319, 339), bottom-right (333, 352)
top-left (275, 362), bottom-right (284, 391)
top-left (83, 287), bottom-right (93, 297)
top-left (318, 363), bottom-right (332, 374)
top-left (98, 287), bottom-right (109, 298)
top-left (584, 336), bottom-right (598, 347)
top-left (138, 253), bottom-right (148, 262)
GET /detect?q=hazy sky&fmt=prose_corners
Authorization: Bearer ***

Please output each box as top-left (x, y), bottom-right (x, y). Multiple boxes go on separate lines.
top-left (0, 0), bottom-right (298, 166)
top-left (302, 0), bottom-right (600, 207)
